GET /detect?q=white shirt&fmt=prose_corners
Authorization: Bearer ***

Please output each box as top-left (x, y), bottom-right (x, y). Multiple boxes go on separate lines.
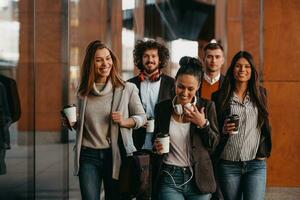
top-left (140, 78), bottom-right (161, 149)
top-left (203, 73), bottom-right (221, 85)
top-left (163, 116), bottom-right (192, 167)
top-left (140, 78), bottom-right (161, 118)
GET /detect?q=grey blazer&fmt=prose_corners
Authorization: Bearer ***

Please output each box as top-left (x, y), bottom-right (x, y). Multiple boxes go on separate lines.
top-left (74, 82), bottom-right (147, 179)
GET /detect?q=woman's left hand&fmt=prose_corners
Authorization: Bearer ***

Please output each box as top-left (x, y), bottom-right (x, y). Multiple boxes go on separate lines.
top-left (184, 105), bottom-right (207, 128)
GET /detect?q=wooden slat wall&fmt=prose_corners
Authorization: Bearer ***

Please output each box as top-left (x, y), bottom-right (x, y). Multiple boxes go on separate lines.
top-left (18, 0), bottom-right (63, 131)
top-left (264, 0), bottom-right (300, 186)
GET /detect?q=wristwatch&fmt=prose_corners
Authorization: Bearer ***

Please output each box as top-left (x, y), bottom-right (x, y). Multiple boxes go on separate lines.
top-left (197, 119), bottom-right (210, 129)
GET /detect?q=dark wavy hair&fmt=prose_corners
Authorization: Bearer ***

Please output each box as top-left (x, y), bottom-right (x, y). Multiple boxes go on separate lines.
top-left (133, 39), bottom-right (170, 70)
top-left (78, 40), bottom-right (124, 96)
top-left (218, 51), bottom-right (268, 126)
top-left (175, 56), bottom-right (203, 85)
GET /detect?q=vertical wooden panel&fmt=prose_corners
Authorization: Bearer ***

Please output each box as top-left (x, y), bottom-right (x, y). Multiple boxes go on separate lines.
top-left (111, 0), bottom-right (123, 67)
top-left (242, 0), bottom-right (260, 69)
top-left (78, 0), bottom-right (108, 66)
top-left (18, 0), bottom-right (67, 132)
top-left (34, 1), bottom-right (62, 131)
top-left (18, 0), bottom-right (36, 131)
top-left (133, 0), bottom-right (145, 75)
top-left (264, 0), bottom-right (300, 186)
top-left (215, 0), bottom-right (227, 64)
top-left (226, 0), bottom-right (261, 72)
top-left (134, 0), bottom-right (145, 40)
top-left (226, 0), bottom-right (242, 68)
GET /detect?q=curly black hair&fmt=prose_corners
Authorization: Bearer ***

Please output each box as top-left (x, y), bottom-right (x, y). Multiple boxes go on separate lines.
top-left (133, 39), bottom-right (170, 70)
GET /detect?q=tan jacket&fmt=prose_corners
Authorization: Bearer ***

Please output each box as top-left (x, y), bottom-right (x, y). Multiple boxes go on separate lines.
top-left (74, 82), bottom-right (147, 179)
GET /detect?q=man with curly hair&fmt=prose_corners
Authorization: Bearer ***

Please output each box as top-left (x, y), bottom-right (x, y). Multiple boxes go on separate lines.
top-left (127, 39), bottom-right (175, 199)
top-left (128, 39), bottom-right (175, 151)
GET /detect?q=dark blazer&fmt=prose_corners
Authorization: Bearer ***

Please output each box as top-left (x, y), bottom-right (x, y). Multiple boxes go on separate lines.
top-left (152, 98), bottom-right (220, 196)
top-left (198, 74), bottom-right (225, 98)
top-left (128, 74), bottom-right (175, 149)
top-left (211, 86), bottom-right (272, 160)
top-left (0, 75), bottom-right (21, 123)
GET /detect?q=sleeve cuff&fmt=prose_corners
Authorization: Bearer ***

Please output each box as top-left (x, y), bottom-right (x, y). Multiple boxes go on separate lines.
top-left (131, 115), bottom-right (144, 129)
top-left (197, 119), bottom-right (210, 129)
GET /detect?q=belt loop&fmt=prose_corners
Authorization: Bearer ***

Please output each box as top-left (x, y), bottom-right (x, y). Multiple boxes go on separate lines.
top-left (242, 161), bottom-right (246, 168)
top-left (172, 165), bottom-right (176, 172)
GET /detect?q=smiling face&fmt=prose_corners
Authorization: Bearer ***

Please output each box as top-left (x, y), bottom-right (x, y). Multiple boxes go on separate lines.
top-left (142, 49), bottom-right (160, 74)
top-left (175, 74), bottom-right (199, 105)
top-left (233, 57), bottom-right (252, 83)
top-left (94, 48), bottom-right (113, 83)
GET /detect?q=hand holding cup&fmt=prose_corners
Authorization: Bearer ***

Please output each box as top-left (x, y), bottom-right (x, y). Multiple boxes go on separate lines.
top-left (154, 138), bottom-right (164, 155)
top-left (154, 133), bottom-right (170, 155)
top-left (223, 115), bottom-right (239, 135)
top-left (61, 104), bottom-right (77, 130)
top-left (146, 118), bottom-right (155, 133)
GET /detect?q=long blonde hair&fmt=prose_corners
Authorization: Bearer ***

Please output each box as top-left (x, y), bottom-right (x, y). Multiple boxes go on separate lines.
top-left (78, 40), bottom-right (124, 96)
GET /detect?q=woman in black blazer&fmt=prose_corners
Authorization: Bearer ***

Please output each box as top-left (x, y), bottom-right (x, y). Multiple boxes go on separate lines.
top-left (152, 56), bottom-right (220, 200)
top-left (211, 51), bottom-right (272, 200)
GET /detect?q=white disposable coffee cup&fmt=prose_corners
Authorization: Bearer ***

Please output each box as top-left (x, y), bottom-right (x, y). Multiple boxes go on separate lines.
top-left (157, 133), bottom-right (170, 154)
top-left (146, 118), bottom-right (155, 133)
top-left (63, 104), bottom-right (77, 126)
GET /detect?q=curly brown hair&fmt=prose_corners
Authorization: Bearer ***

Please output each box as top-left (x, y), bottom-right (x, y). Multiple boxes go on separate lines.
top-left (133, 39), bottom-right (170, 70)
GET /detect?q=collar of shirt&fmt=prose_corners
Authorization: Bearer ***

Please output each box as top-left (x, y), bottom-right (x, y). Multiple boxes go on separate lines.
top-left (232, 91), bottom-right (250, 105)
top-left (203, 73), bottom-right (221, 85)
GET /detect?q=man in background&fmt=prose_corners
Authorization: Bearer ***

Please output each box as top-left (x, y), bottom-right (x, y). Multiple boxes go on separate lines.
top-left (199, 40), bottom-right (225, 100)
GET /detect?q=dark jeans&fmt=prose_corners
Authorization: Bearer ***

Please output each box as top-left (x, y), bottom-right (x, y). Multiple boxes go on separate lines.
top-left (0, 149), bottom-right (6, 175)
top-left (158, 164), bottom-right (211, 200)
top-left (79, 147), bottom-right (117, 200)
top-left (217, 159), bottom-right (266, 200)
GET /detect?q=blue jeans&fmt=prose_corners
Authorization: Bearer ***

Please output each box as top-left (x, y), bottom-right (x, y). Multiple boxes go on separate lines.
top-left (158, 164), bottom-right (211, 200)
top-left (217, 159), bottom-right (266, 200)
top-left (79, 147), bottom-right (116, 200)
